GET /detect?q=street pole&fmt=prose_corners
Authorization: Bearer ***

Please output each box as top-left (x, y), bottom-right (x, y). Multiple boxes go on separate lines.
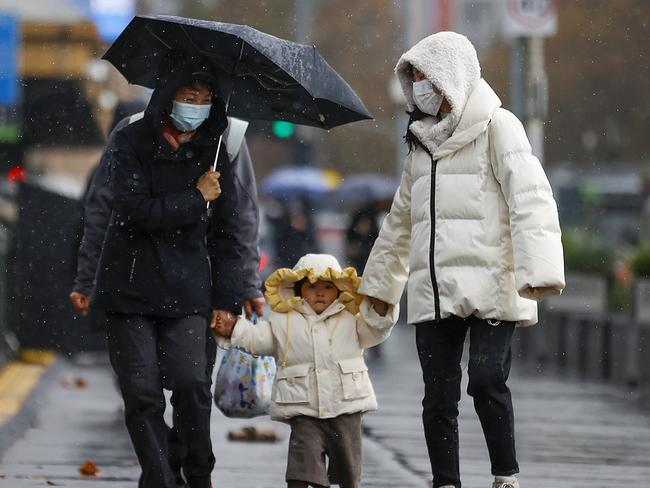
top-left (295, 0), bottom-right (318, 45)
top-left (509, 35), bottom-right (546, 165)
top-left (504, 0), bottom-right (555, 166)
top-left (405, 0), bottom-right (434, 50)
top-left (526, 35), bottom-right (547, 165)
top-left (509, 37), bottom-right (527, 121)
top-left (293, 0), bottom-right (319, 166)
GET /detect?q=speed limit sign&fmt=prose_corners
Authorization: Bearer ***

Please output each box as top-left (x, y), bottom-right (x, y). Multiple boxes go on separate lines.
top-left (502, 0), bottom-right (558, 38)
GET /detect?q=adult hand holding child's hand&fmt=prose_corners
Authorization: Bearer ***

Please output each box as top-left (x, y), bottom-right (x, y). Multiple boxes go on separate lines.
top-left (210, 309), bottom-right (237, 338)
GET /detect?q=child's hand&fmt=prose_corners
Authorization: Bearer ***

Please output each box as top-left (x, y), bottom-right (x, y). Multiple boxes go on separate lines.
top-left (368, 296), bottom-right (389, 317)
top-left (210, 309), bottom-right (237, 338)
top-left (244, 296), bottom-right (266, 319)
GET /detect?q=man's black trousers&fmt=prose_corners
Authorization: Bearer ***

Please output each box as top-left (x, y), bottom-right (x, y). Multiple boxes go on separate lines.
top-left (106, 312), bottom-right (216, 488)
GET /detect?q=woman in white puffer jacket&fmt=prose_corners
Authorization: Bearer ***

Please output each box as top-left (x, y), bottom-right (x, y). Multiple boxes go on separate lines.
top-left (359, 32), bottom-right (565, 488)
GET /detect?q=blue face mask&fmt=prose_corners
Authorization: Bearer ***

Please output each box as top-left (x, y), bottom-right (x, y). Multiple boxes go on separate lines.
top-left (169, 101), bottom-right (212, 132)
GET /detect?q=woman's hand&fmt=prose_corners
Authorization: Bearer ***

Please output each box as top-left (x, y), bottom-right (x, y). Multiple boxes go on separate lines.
top-left (196, 169), bottom-right (221, 202)
top-left (368, 296), bottom-right (389, 317)
top-left (526, 286), bottom-right (557, 301)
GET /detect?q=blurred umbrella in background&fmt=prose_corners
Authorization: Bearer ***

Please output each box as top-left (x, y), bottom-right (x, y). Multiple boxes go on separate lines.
top-left (324, 173), bottom-right (399, 209)
top-left (260, 166), bottom-right (342, 199)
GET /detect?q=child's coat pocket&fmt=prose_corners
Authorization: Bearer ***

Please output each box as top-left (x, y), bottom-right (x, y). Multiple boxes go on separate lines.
top-left (337, 357), bottom-right (371, 400)
top-left (273, 363), bottom-right (311, 404)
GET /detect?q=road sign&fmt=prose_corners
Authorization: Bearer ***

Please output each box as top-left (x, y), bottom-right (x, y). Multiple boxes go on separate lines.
top-left (0, 14), bottom-right (18, 105)
top-left (501, 0), bottom-right (558, 38)
top-left (0, 13), bottom-right (20, 143)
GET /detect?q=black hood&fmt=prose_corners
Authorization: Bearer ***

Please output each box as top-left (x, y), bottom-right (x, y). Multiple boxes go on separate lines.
top-left (144, 49), bottom-right (228, 147)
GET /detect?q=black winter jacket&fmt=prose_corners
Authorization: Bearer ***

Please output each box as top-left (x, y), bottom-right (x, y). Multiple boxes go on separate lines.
top-left (92, 53), bottom-right (261, 317)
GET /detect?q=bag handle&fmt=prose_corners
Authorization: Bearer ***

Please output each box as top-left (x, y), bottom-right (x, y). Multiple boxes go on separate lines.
top-left (280, 313), bottom-right (291, 368)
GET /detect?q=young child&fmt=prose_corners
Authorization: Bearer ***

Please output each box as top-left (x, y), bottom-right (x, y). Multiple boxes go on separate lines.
top-left (213, 253), bottom-right (398, 488)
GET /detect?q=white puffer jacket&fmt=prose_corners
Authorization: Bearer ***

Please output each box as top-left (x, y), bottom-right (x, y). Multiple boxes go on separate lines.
top-left (359, 32), bottom-right (565, 327)
top-left (230, 254), bottom-right (398, 421)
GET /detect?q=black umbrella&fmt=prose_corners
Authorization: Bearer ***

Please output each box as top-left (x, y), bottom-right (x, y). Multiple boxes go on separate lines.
top-left (103, 15), bottom-right (372, 130)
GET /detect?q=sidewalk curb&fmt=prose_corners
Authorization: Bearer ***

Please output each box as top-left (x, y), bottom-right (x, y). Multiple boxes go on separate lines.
top-left (0, 352), bottom-right (63, 460)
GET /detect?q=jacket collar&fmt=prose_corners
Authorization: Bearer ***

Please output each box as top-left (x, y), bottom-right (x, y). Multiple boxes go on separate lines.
top-left (430, 79), bottom-right (501, 160)
top-left (161, 114), bottom-right (184, 152)
top-left (295, 300), bottom-right (346, 320)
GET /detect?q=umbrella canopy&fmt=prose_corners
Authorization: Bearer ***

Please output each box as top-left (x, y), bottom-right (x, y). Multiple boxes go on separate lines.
top-left (325, 173), bottom-right (399, 208)
top-left (103, 15), bottom-right (372, 130)
top-left (261, 166), bottom-right (342, 199)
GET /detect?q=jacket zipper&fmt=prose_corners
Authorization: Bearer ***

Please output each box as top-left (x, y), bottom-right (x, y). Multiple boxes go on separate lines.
top-left (424, 148), bottom-right (442, 322)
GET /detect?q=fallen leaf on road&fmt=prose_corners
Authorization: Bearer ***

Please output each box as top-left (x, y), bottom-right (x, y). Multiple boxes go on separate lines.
top-left (227, 425), bottom-right (280, 442)
top-left (74, 377), bottom-right (87, 388)
top-left (46, 481), bottom-right (60, 486)
top-left (79, 460), bottom-right (99, 476)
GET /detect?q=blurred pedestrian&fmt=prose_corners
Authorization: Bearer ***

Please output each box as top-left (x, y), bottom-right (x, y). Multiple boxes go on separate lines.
top-left (345, 204), bottom-right (380, 275)
top-left (91, 49), bottom-right (262, 488)
top-left (213, 253), bottom-right (398, 488)
top-left (359, 32), bottom-right (565, 488)
top-left (271, 196), bottom-right (318, 268)
top-left (345, 203), bottom-right (384, 359)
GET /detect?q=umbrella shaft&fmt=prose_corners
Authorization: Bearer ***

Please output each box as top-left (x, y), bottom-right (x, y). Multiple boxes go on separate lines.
top-left (207, 41), bottom-right (244, 214)
top-left (206, 133), bottom-right (224, 214)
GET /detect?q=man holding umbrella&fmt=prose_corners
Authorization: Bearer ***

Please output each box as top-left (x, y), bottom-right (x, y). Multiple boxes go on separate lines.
top-left (69, 107), bottom-right (263, 487)
top-left (92, 49), bottom-right (259, 488)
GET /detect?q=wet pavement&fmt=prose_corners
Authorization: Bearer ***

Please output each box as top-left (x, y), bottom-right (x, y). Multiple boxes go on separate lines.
top-left (0, 324), bottom-right (649, 487)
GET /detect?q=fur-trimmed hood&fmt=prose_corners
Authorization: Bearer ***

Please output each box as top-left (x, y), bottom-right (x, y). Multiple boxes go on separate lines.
top-left (396, 31), bottom-right (481, 153)
top-left (264, 254), bottom-right (362, 314)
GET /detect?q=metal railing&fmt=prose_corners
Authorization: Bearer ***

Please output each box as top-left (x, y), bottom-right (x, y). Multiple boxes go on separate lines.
top-left (514, 307), bottom-right (650, 407)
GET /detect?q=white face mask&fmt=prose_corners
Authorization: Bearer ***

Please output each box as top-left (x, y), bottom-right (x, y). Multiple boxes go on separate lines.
top-left (412, 79), bottom-right (444, 116)
top-left (169, 101), bottom-right (212, 132)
